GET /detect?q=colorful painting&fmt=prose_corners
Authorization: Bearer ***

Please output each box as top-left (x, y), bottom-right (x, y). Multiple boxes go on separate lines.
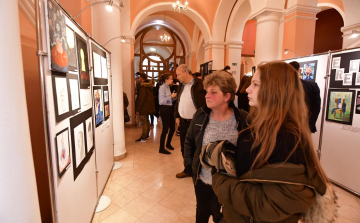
top-left (47, 0), bottom-right (68, 72)
top-left (302, 63), bottom-right (316, 80)
top-left (76, 34), bottom-right (90, 89)
top-left (105, 105), bottom-right (109, 118)
top-left (94, 88), bottom-right (103, 126)
top-left (326, 89), bottom-right (355, 125)
top-left (55, 128), bottom-right (71, 177)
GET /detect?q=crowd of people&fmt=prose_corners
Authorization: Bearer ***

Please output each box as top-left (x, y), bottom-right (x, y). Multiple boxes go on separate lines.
top-left (133, 62), bottom-right (337, 223)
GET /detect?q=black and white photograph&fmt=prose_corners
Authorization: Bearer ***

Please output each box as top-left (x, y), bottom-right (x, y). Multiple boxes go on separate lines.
top-left (343, 73), bottom-right (353, 86)
top-left (332, 57), bottom-right (341, 69)
top-left (335, 68), bottom-right (345, 81)
top-left (349, 59), bottom-right (360, 73)
top-left (55, 128), bottom-right (71, 178)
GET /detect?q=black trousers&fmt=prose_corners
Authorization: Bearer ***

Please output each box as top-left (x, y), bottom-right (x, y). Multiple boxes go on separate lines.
top-left (194, 179), bottom-right (223, 223)
top-left (159, 106), bottom-right (175, 148)
top-left (180, 118), bottom-right (191, 174)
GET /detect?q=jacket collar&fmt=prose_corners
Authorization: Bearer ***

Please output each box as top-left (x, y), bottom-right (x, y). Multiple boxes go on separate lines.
top-left (202, 102), bottom-right (240, 119)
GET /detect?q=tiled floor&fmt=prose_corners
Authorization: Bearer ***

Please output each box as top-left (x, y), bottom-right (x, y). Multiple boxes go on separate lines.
top-left (92, 119), bottom-right (360, 223)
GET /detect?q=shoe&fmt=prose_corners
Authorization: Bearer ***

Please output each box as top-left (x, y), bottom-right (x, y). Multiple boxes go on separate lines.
top-left (146, 135), bottom-right (150, 140)
top-left (175, 131), bottom-right (180, 136)
top-left (166, 144), bottom-right (174, 150)
top-left (159, 147), bottom-right (171, 155)
top-left (135, 137), bottom-right (146, 143)
top-left (176, 172), bottom-right (190, 178)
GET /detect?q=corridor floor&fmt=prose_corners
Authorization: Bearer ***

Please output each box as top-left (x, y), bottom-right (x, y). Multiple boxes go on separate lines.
top-left (92, 119), bottom-right (360, 223)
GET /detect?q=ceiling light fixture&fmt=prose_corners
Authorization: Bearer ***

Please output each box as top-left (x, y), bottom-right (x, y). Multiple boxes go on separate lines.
top-left (284, 48), bottom-right (299, 58)
top-left (349, 30), bottom-right (360, 39)
top-left (160, 11), bottom-right (171, 42)
top-left (173, 0), bottom-right (188, 13)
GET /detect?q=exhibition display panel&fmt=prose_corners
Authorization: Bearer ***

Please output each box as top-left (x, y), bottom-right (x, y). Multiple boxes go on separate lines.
top-left (36, 0), bottom-right (114, 222)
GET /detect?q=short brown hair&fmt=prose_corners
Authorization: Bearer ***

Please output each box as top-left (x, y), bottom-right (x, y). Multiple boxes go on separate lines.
top-left (162, 73), bottom-right (172, 81)
top-left (203, 70), bottom-right (237, 102)
top-left (140, 73), bottom-right (147, 80)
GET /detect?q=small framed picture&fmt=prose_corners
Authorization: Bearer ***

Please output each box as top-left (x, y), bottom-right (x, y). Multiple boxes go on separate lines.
top-left (55, 128), bottom-right (71, 178)
top-left (343, 73), bottom-right (353, 86)
top-left (326, 89), bottom-right (355, 125)
top-left (335, 68), bottom-right (344, 81)
top-left (356, 72), bottom-right (360, 86)
top-left (332, 57), bottom-right (341, 69)
top-left (356, 91), bottom-right (360, 114)
top-left (349, 59), bottom-right (360, 73)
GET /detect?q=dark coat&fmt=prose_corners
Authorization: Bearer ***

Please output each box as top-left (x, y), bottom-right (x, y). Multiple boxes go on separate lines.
top-left (174, 78), bottom-right (207, 119)
top-left (236, 92), bottom-right (250, 112)
top-left (183, 102), bottom-right (248, 183)
top-left (135, 81), bottom-right (156, 115)
top-left (301, 80), bottom-right (321, 133)
top-left (212, 130), bottom-right (328, 223)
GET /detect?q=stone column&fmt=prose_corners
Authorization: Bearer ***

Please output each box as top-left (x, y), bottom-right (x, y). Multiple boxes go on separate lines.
top-left (204, 41), bottom-right (225, 70)
top-left (92, 4), bottom-right (126, 158)
top-left (252, 11), bottom-right (282, 64)
top-left (226, 41), bottom-right (244, 88)
top-left (0, 1), bottom-right (41, 222)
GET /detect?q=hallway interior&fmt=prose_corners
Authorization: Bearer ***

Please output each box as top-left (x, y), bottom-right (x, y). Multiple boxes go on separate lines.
top-left (92, 119), bottom-right (360, 223)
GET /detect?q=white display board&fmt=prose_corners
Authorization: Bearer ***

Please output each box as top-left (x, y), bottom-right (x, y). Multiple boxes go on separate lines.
top-left (321, 48), bottom-right (360, 194)
top-left (41, 0), bottom-right (114, 222)
top-left (284, 54), bottom-right (329, 151)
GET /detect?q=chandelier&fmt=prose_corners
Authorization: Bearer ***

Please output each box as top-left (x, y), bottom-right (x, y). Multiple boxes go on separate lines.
top-left (173, 1), bottom-right (188, 13)
top-left (160, 11), bottom-right (171, 42)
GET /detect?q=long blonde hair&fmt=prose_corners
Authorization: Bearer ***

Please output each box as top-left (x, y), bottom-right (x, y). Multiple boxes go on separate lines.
top-left (247, 61), bottom-right (328, 183)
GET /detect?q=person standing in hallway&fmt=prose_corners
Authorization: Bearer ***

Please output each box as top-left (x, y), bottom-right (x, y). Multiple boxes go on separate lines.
top-left (158, 73), bottom-right (177, 155)
top-left (175, 64), bottom-right (206, 178)
top-left (236, 76), bottom-right (251, 112)
top-left (289, 61), bottom-right (321, 133)
top-left (135, 73), bottom-right (156, 142)
top-left (184, 71), bottom-right (246, 223)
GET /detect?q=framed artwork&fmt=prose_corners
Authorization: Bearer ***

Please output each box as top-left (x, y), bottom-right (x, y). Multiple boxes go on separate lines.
top-left (55, 128), bottom-right (71, 178)
top-left (52, 72), bottom-right (71, 123)
top-left (343, 73), bottom-right (353, 86)
top-left (81, 89), bottom-right (91, 107)
top-left (101, 56), bottom-right (108, 79)
top-left (75, 34), bottom-right (90, 89)
top-left (332, 57), bottom-right (341, 69)
top-left (330, 50), bottom-right (360, 88)
top-left (92, 43), bottom-right (108, 85)
top-left (65, 26), bottom-right (77, 71)
top-left (73, 122), bottom-right (86, 167)
top-left (298, 60), bottom-right (317, 82)
top-left (326, 89), bottom-right (355, 125)
top-left (103, 86), bottom-right (110, 120)
top-left (93, 86), bottom-right (103, 126)
top-left (356, 72), bottom-right (360, 86)
top-left (85, 117), bottom-right (94, 153)
top-left (356, 91), bottom-right (360, 114)
top-left (47, 0), bottom-right (68, 73)
top-left (208, 61), bottom-right (213, 74)
top-left (67, 74), bottom-right (81, 112)
top-left (335, 68), bottom-right (344, 81)
top-left (349, 59), bottom-right (360, 73)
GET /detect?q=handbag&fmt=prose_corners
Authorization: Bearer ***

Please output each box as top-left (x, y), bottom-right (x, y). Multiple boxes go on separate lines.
top-left (124, 108), bottom-right (130, 123)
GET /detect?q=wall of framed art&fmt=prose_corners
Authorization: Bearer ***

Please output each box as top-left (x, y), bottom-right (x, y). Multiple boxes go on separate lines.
top-left (320, 48), bottom-right (360, 195)
top-left (39, 0), bottom-right (114, 222)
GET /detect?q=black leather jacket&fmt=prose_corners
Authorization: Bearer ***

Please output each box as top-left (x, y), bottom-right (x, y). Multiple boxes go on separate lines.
top-left (183, 102), bottom-right (248, 183)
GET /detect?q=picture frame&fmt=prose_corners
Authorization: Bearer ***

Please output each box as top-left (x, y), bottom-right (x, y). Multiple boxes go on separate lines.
top-left (356, 91), bottom-right (360, 114)
top-left (52, 72), bottom-right (71, 123)
top-left (332, 57), bottom-right (341, 70)
top-left (356, 72), bottom-right (360, 86)
top-left (92, 43), bottom-right (108, 85)
top-left (329, 50), bottom-right (360, 88)
top-left (75, 34), bottom-right (90, 89)
top-left (47, 0), bottom-right (68, 73)
top-left (65, 26), bottom-right (78, 72)
top-left (55, 128), bottom-right (71, 178)
top-left (326, 89), bottom-right (355, 125)
top-left (67, 73), bottom-right (81, 113)
top-left (300, 60), bottom-right (317, 81)
top-left (93, 86), bottom-right (104, 126)
top-left (103, 86), bottom-right (110, 120)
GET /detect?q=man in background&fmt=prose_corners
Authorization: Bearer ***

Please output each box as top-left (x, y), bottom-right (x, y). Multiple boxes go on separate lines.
top-left (174, 64), bottom-right (206, 178)
top-left (290, 61), bottom-right (321, 133)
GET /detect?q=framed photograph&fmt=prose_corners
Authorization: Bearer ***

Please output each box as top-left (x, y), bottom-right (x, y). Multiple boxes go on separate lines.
top-left (105, 105), bottom-right (109, 119)
top-left (73, 122), bottom-right (86, 167)
top-left (65, 26), bottom-right (77, 71)
top-left (55, 128), bottom-right (71, 178)
top-left (104, 91), bottom-right (109, 102)
top-left (343, 73), bottom-right (353, 86)
top-left (335, 68), bottom-right (345, 81)
top-left (332, 57), bottom-right (341, 70)
top-left (326, 89), bottom-right (355, 125)
top-left (356, 72), bottom-right (360, 86)
top-left (67, 74), bottom-right (81, 112)
top-left (103, 86), bottom-right (110, 120)
top-left (92, 43), bottom-right (108, 85)
top-left (101, 56), bottom-right (108, 79)
top-left (52, 72), bottom-right (71, 123)
top-left (75, 34), bottom-right (90, 89)
top-left (94, 86), bottom-right (103, 126)
top-left (349, 59), bottom-right (360, 73)
top-left (356, 91), bottom-right (360, 114)
top-left (85, 117), bottom-right (94, 153)
top-left (297, 60), bottom-right (317, 82)
top-left (47, 0), bottom-right (68, 73)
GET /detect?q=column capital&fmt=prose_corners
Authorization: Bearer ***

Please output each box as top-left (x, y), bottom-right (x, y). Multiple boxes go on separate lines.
top-left (249, 8), bottom-right (283, 23)
top-left (284, 5), bottom-right (321, 16)
top-left (225, 41), bottom-right (244, 49)
top-left (341, 23), bottom-right (360, 36)
top-left (203, 41), bottom-right (226, 50)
